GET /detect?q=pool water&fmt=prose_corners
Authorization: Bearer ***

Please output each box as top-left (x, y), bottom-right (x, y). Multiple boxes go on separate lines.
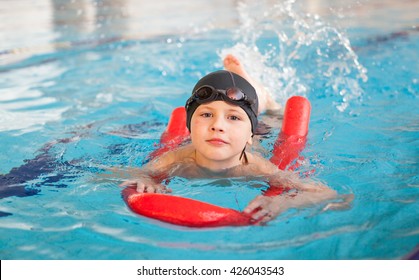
top-left (0, 0), bottom-right (418, 260)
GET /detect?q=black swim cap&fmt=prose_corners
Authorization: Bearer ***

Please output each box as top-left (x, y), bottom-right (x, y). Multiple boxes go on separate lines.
top-left (185, 70), bottom-right (259, 133)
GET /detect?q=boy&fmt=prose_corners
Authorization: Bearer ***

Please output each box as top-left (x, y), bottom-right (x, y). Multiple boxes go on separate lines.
top-left (121, 55), bottom-right (340, 224)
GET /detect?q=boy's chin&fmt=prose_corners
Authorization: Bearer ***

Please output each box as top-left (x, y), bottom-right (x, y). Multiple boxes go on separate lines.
top-left (201, 155), bottom-right (241, 166)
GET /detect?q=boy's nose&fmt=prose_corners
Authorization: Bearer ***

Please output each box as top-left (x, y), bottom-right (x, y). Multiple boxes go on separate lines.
top-left (211, 126), bottom-right (224, 132)
top-left (210, 117), bottom-right (225, 132)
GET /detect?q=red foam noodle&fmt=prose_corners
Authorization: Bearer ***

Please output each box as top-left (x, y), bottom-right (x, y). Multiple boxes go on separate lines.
top-left (270, 96), bottom-right (311, 170)
top-left (266, 96), bottom-right (311, 196)
top-left (148, 107), bottom-right (190, 159)
top-left (123, 188), bottom-right (253, 227)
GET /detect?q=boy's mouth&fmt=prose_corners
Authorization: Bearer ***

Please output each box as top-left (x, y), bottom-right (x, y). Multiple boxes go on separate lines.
top-left (206, 138), bottom-right (228, 146)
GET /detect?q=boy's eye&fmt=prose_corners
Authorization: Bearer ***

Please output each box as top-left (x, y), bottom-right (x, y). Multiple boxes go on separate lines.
top-left (228, 115), bottom-right (241, 121)
top-left (200, 112), bottom-right (212, 118)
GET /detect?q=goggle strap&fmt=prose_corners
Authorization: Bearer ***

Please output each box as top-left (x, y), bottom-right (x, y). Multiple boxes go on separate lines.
top-left (227, 71), bottom-right (236, 87)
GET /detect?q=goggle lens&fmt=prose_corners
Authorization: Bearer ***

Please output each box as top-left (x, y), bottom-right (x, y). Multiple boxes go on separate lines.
top-left (225, 87), bottom-right (245, 101)
top-left (195, 87), bottom-right (214, 99)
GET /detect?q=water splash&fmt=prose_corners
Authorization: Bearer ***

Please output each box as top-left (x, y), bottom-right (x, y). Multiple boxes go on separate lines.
top-left (220, 0), bottom-right (368, 112)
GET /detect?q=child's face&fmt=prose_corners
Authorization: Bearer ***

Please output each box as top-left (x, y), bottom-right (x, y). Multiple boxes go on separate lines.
top-left (190, 100), bottom-right (253, 170)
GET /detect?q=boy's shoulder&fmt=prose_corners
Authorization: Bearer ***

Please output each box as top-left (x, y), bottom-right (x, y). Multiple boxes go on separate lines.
top-left (147, 144), bottom-right (194, 170)
top-left (172, 144), bottom-right (195, 161)
top-left (246, 152), bottom-right (278, 174)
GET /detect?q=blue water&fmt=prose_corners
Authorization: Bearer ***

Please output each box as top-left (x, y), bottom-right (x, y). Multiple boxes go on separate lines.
top-left (0, 0), bottom-right (418, 260)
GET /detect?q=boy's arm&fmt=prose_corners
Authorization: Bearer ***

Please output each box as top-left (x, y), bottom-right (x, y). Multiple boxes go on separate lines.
top-left (244, 184), bottom-right (339, 224)
top-left (243, 158), bottom-right (349, 223)
top-left (119, 148), bottom-right (177, 193)
top-left (119, 144), bottom-right (194, 193)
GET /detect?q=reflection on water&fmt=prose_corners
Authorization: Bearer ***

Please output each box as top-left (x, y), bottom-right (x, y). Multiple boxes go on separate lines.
top-left (1, 0), bottom-right (418, 52)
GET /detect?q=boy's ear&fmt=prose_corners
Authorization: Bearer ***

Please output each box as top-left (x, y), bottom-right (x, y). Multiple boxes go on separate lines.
top-left (247, 135), bottom-right (253, 145)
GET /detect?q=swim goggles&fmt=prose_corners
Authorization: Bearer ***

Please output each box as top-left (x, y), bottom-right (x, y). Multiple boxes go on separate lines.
top-left (186, 85), bottom-right (253, 111)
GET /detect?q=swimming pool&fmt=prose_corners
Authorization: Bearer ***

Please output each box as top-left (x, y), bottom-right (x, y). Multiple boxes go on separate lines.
top-left (0, 0), bottom-right (418, 260)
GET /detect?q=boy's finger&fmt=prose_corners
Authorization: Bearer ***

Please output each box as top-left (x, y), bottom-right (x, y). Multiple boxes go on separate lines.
top-left (156, 185), bottom-right (166, 193)
top-left (257, 215), bottom-right (272, 225)
top-left (251, 208), bottom-right (269, 220)
top-left (243, 196), bottom-right (265, 214)
top-left (119, 180), bottom-right (135, 187)
top-left (252, 209), bottom-right (275, 224)
top-left (136, 183), bottom-right (146, 193)
top-left (146, 186), bottom-right (156, 193)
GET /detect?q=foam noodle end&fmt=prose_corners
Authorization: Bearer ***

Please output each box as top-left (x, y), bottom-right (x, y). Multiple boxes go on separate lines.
top-left (270, 96), bottom-right (311, 170)
top-left (160, 107), bottom-right (189, 144)
top-left (281, 96), bottom-right (311, 137)
top-left (149, 107), bottom-right (189, 159)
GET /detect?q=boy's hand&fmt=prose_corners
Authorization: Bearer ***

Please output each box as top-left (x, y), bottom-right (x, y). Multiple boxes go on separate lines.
top-left (119, 180), bottom-right (172, 194)
top-left (243, 195), bottom-right (285, 224)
